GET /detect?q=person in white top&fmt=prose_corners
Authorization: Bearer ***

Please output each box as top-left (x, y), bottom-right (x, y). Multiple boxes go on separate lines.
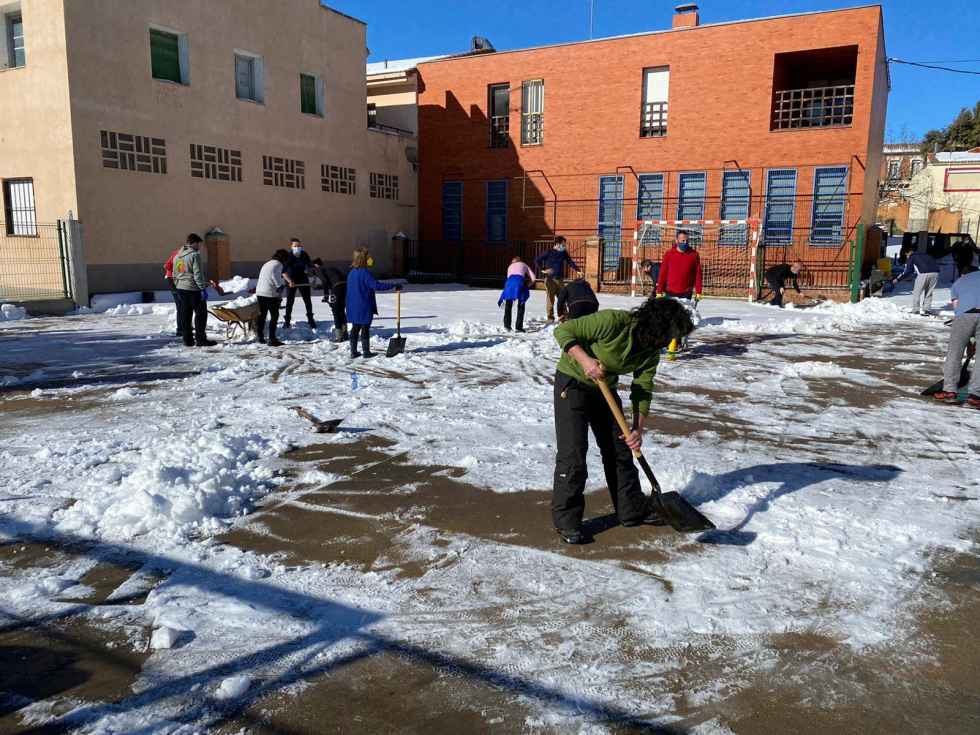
top-left (256, 249), bottom-right (290, 346)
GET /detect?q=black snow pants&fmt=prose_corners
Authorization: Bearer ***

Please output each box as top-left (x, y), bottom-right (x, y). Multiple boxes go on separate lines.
top-left (552, 372), bottom-right (649, 533)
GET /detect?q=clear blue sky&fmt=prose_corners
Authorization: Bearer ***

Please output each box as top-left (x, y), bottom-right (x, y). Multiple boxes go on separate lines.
top-left (331, 0), bottom-right (980, 142)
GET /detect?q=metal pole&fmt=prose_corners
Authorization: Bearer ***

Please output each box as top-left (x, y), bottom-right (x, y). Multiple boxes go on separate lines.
top-left (589, 0), bottom-right (594, 39)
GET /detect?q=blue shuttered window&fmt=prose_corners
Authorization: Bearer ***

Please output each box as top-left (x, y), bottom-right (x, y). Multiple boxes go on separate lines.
top-left (676, 172), bottom-right (706, 244)
top-left (597, 175), bottom-right (624, 269)
top-left (810, 166), bottom-right (848, 244)
top-left (636, 173), bottom-right (664, 243)
top-left (719, 170), bottom-right (751, 245)
top-left (442, 181), bottom-right (462, 241)
top-left (763, 169), bottom-right (797, 245)
top-left (486, 180), bottom-right (507, 241)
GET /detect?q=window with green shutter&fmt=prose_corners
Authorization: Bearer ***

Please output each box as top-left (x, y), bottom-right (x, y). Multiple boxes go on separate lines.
top-left (301, 74), bottom-right (318, 115)
top-left (150, 29), bottom-right (181, 83)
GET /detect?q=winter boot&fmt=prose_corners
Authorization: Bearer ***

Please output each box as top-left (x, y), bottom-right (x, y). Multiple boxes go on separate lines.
top-left (349, 331), bottom-right (361, 358)
top-left (308, 316), bottom-right (317, 329)
top-left (361, 332), bottom-right (375, 359)
top-left (556, 527), bottom-right (590, 545)
top-left (333, 327), bottom-right (345, 343)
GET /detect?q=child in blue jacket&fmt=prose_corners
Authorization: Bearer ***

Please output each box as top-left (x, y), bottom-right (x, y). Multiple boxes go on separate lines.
top-left (345, 248), bottom-right (400, 358)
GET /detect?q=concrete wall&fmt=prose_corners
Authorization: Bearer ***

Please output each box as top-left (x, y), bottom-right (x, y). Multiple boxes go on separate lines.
top-left (908, 164), bottom-right (980, 238)
top-left (368, 72), bottom-right (418, 133)
top-left (417, 5), bottom-right (887, 262)
top-left (60, 0), bottom-right (415, 293)
top-left (0, 0), bottom-right (77, 223)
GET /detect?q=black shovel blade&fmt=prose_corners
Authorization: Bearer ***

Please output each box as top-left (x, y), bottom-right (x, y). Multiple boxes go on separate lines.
top-left (921, 362), bottom-right (970, 396)
top-left (386, 337), bottom-right (407, 358)
top-left (637, 454), bottom-right (715, 533)
top-left (656, 491), bottom-right (716, 533)
top-left (320, 418), bottom-right (343, 434)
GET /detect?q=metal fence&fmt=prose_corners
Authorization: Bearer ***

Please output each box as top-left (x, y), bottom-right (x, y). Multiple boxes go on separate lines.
top-left (405, 238), bottom-right (588, 285)
top-left (0, 221), bottom-right (73, 302)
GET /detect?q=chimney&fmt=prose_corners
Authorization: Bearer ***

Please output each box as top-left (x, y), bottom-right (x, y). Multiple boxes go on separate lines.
top-left (673, 3), bottom-right (700, 29)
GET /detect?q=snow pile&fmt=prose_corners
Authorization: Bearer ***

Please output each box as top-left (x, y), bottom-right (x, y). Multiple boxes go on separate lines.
top-left (809, 297), bottom-right (925, 324)
top-left (215, 675), bottom-right (251, 700)
top-left (53, 430), bottom-right (281, 542)
top-left (447, 320), bottom-right (499, 338)
top-left (219, 275), bottom-right (255, 294)
top-left (90, 292), bottom-right (143, 312)
top-left (105, 303), bottom-right (174, 317)
top-left (220, 294), bottom-right (258, 309)
top-left (0, 303), bottom-right (27, 321)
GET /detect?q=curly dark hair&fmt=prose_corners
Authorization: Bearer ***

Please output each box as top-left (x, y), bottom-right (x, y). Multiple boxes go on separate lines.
top-left (631, 297), bottom-right (695, 349)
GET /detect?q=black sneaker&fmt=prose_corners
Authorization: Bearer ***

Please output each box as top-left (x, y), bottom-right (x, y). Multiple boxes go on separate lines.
top-left (621, 509), bottom-right (668, 527)
top-left (556, 528), bottom-right (590, 545)
top-left (195, 339), bottom-right (218, 347)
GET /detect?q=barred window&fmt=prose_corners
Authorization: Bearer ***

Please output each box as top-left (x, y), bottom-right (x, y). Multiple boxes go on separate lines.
top-left (263, 156), bottom-right (305, 189)
top-left (101, 130), bottom-right (167, 174)
top-left (321, 164), bottom-right (356, 195)
top-left (370, 172), bottom-right (398, 200)
top-left (190, 144), bottom-right (242, 182)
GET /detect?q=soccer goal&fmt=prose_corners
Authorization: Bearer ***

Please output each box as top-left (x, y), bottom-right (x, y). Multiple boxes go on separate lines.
top-left (630, 218), bottom-right (762, 300)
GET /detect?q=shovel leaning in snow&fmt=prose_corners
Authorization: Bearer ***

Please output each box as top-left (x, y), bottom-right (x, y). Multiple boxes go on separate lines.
top-left (595, 379), bottom-right (715, 533)
top-left (290, 406), bottom-right (343, 433)
top-left (386, 288), bottom-right (407, 358)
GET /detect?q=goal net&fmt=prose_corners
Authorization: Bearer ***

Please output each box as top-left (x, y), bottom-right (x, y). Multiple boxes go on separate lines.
top-left (629, 218), bottom-right (761, 299)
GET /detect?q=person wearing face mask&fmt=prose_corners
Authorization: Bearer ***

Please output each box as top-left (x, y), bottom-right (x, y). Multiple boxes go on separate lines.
top-left (655, 231), bottom-right (703, 302)
top-left (283, 238), bottom-right (316, 330)
top-left (346, 247), bottom-right (400, 358)
top-left (534, 236), bottom-right (582, 322)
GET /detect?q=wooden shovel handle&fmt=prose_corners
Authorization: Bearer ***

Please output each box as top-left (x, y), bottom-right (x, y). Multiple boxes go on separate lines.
top-left (594, 377), bottom-right (641, 459)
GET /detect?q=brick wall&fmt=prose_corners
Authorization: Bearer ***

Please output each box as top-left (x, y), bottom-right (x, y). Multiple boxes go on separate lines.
top-left (417, 5), bottom-right (887, 268)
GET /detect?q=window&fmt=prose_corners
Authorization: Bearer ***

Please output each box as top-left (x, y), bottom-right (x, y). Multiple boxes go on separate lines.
top-left (910, 158), bottom-right (923, 177)
top-left (719, 170), bottom-right (751, 245)
top-left (3, 179), bottom-right (37, 236)
top-left (676, 172), bottom-right (706, 244)
top-left (887, 159), bottom-right (900, 179)
top-left (763, 169), bottom-right (797, 245)
top-left (810, 166), bottom-right (847, 244)
top-left (235, 52), bottom-right (263, 103)
top-left (597, 175), bottom-right (624, 268)
top-left (149, 28), bottom-right (188, 84)
top-left (641, 67), bottom-right (669, 137)
top-left (488, 83), bottom-right (510, 148)
top-left (300, 73), bottom-right (325, 117)
top-left (6, 12), bottom-right (24, 68)
top-left (487, 181), bottom-right (507, 241)
top-left (521, 80), bottom-right (544, 145)
top-left (442, 182), bottom-right (463, 240)
top-left (636, 173), bottom-right (664, 243)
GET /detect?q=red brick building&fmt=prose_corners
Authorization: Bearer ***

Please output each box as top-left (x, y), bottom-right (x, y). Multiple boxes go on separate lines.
top-left (415, 4), bottom-right (888, 297)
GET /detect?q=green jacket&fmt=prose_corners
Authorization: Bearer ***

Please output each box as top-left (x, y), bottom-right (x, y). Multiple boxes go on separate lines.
top-left (553, 309), bottom-right (660, 416)
top-left (172, 245), bottom-right (206, 291)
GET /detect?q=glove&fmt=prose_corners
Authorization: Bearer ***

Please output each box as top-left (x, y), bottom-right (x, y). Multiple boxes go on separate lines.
top-left (394, 284), bottom-right (403, 292)
top-left (693, 294), bottom-right (702, 303)
top-left (655, 292), bottom-right (663, 299)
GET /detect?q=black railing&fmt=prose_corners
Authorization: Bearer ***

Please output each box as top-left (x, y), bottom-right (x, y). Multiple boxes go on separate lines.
top-left (489, 115), bottom-right (510, 148)
top-left (640, 101), bottom-right (668, 138)
top-left (521, 113), bottom-right (543, 145)
top-left (405, 239), bottom-right (587, 285)
top-left (771, 84), bottom-right (854, 130)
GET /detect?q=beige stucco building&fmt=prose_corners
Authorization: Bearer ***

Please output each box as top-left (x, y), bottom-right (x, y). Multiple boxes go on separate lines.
top-left (0, 0), bottom-right (417, 297)
top-left (907, 150), bottom-right (980, 238)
